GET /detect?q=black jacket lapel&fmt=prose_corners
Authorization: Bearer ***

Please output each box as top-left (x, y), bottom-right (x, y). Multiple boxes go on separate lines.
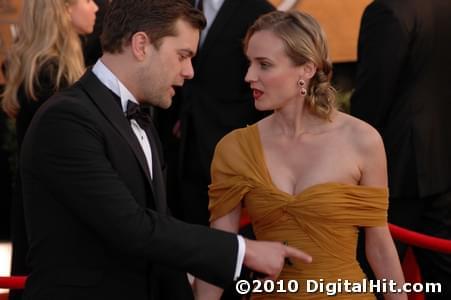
top-left (78, 70), bottom-right (163, 211)
top-left (143, 116), bottom-right (167, 214)
top-left (196, 0), bottom-right (240, 65)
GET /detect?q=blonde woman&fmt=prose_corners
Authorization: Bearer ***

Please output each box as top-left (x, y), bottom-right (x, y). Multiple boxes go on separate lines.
top-left (3, 0), bottom-right (97, 141)
top-left (195, 11), bottom-right (406, 299)
top-left (1, 1), bottom-right (97, 299)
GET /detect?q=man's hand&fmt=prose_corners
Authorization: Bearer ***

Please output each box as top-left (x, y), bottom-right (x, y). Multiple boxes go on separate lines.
top-left (243, 239), bottom-right (312, 279)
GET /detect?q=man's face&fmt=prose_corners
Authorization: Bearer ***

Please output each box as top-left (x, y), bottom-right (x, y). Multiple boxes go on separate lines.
top-left (138, 19), bottom-right (199, 108)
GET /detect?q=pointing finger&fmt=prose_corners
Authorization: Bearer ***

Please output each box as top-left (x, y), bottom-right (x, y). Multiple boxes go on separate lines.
top-left (284, 245), bottom-right (312, 263)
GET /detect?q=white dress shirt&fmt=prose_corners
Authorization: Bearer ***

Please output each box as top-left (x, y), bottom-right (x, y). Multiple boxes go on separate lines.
top-left (92, 59), bottom-right (153, 179)
top-left (197, 0), bottom-right (225, 46)
top-left (91, 59), bottom-right (245, 280)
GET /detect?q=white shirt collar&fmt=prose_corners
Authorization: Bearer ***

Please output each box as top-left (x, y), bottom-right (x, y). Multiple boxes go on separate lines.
top-left (92, 59), bottom-right (139, 113)
top-left (199, 0), bottom-right (225, 46)
top-left (196, 0), bottom-right (224, 10)
top-left (209, 0), bottom-right (225, 11)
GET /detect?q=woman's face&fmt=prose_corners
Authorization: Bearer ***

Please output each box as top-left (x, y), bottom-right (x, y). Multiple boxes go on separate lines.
top-left (245, 30), bottom-right (302, 111)
top-left (67, 0), bottom-right (98, 35)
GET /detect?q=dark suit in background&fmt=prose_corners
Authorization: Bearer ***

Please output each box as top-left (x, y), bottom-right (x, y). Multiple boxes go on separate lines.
top-left (20, 70), bottom-right (239, 300)
top-left (351, 0), bottom-right (451, 297)
top-left (0, 98), bottom-right (12, 241)
top-left (157, 0), bottom-right (274, 225)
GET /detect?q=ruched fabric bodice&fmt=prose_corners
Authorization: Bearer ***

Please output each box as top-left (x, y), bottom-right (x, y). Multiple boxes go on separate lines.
top-left (209, 124), bottom-right (388, 299)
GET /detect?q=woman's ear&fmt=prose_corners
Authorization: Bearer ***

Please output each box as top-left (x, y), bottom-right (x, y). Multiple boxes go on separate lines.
top-left (65, 1), bottom-right (73, 20)
top-left (130, 32), bottom-right (150, 61)
top-left (301, 61), bottom-right (317, 80)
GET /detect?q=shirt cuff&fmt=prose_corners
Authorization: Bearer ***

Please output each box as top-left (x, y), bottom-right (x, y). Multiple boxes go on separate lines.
top-left (234, 235), bottom-right (246, 280)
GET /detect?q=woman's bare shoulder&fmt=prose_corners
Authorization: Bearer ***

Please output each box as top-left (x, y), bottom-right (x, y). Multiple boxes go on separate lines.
top-left (337, 112), bottom-right (384, 151)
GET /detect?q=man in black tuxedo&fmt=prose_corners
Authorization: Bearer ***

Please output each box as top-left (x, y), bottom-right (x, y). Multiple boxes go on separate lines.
top-left (158, 0), bottom-right (274, 225)
top-left (20, 1), bottom-right (310, 299)
top-left (351, 0), bottom-right (451, 297)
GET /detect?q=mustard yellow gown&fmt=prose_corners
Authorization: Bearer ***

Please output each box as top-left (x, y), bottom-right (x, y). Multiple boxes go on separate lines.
top-left (209, 124), bottom-right (388, 299)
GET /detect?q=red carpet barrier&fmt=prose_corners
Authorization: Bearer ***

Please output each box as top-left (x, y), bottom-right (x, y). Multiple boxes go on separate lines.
top-left (0, 218), bottom-right (449, 295)
top-left (389, 223), bottom-right (451, 254)
top-left (387, 224), bottom-right (451, 300)
top-left (402, 247), bottom-right (424, 300)
top-left (240, 210), bottom-right (448, 300)
top-left (0, 276), bottom-right (26, 289)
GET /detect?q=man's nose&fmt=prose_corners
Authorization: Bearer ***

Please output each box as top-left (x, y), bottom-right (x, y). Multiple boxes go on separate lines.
top-left (182, 60), bottom-right (195, 79)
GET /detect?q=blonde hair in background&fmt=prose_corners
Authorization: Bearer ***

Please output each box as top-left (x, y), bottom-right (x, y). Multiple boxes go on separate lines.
top-left (2, 0), bottom-right (85, 118)
top-left (244, 10), bottom-right (336, 120)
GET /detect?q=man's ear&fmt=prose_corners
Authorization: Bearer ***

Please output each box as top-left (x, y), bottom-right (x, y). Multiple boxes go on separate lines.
top-left (301, 61), bottom-right (317, 80)
top-left (130, 32), bottom-right (150, 61)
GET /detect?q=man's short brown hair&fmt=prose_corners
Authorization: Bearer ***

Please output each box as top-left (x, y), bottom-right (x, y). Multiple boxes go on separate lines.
top-left (101, 0), bottom-right (206, 53)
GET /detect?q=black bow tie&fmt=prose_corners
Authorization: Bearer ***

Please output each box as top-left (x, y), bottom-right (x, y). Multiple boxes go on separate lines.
top-left (126, 100), bottom-right (151, 129)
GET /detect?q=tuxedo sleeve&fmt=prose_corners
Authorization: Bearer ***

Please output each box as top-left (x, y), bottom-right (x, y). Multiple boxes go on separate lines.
top-left (21, 97), bottom-right (238, 288)
top-left (350, 1), bottom-right (409, 129)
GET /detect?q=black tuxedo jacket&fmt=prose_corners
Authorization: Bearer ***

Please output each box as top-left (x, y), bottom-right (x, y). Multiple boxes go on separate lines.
top-left (20, 70), bottom-right (238, 300)
top-left (351, 0), bottom-right (451, 198)
top-left (179, 0), bottom-right (274, 182)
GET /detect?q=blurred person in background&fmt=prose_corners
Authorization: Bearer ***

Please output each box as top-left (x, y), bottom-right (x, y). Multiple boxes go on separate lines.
top-left (351, 1), bottom-right (451, 298)
top-left (156, 0), bottom-right (274, 226)
top-left (82, 0), bottom-right (110, 66)
top-left (1, 1), bottom-right (97, 299)
top-left (156, 2), bottom-right (274, 298)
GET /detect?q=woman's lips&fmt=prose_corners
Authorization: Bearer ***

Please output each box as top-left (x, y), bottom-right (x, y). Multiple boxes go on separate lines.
top-left (253, 89), bottom-right (263, 100)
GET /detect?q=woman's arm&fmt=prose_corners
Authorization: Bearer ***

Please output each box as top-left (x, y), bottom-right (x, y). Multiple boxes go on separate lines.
top-left (194, 204), bottom-right (242, 300)
top-left (365, 226), bottom-right (407, 299)
top-left (358, 124), bottom-right (407, 299)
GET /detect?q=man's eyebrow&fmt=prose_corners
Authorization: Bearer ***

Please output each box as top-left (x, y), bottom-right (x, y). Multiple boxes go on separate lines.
top-left (179, 49), bottom-right (195, 57)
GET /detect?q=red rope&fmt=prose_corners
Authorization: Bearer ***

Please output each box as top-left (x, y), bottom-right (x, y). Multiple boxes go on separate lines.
top-left (389, 224), bottom-right (451, 254)
top-left (0, 276), bottom-right (26, 289)
top-left (0, 222), bottom-right (449, 290)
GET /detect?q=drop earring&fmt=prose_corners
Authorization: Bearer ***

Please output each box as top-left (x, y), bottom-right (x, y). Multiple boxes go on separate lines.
top-left (297, 79), bottom-right (307, 96)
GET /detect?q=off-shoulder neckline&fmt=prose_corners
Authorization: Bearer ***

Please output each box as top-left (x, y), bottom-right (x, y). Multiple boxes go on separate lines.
top-left (247, 124), bottom-right (388, 198)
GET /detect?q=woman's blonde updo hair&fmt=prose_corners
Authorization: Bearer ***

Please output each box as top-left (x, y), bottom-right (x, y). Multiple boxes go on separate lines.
top-left (244, 10), bottom-right (336, 119)
top-left (2, 0), bottom-right (85, 118)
